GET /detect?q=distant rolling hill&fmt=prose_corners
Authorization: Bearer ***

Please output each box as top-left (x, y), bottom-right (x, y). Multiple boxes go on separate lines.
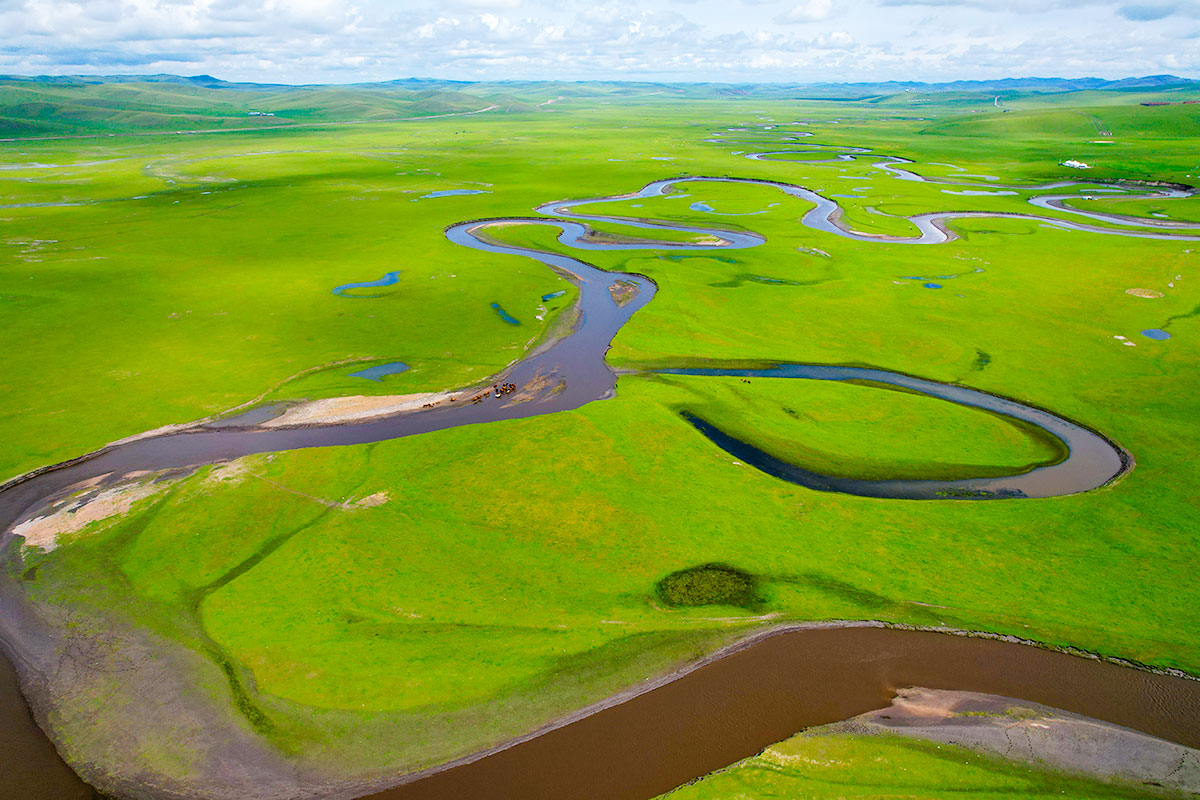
top-left (0, 80), bottom-right (508, 138)
top-left (0, 73), bottom-right (1196, 138)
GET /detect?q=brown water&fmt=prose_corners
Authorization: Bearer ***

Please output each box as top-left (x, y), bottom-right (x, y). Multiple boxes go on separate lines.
top-left (363, 627), bottom-right (1200, 800)
top-left (0, 649), bottom-right (98, 799)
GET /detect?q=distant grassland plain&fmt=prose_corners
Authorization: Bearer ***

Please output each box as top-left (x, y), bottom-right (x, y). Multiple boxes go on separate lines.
top-left (3, 88), bottom-right (1200, 797)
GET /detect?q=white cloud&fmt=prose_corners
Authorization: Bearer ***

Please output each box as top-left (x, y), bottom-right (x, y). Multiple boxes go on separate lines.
top-left (0, 0), bottom-right (1195, 82)
top-left (811, 30), bottom-right (854, 47)
top-left (776, 0), bottom-right (834, 23)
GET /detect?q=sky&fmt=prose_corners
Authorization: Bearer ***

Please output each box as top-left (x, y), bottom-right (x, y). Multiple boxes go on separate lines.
top-left (1, 0), bottom-right (1198, 84)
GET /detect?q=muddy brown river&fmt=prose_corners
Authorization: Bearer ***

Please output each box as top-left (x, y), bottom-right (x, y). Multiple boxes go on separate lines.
top-left (364, 627), bottom-right (1200, 800)
top-left (0, 649), bottom-right (97, 798)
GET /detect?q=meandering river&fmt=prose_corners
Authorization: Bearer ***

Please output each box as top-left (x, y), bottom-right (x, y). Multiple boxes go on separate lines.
top-left (1, 138), bottom-right (1198, 799)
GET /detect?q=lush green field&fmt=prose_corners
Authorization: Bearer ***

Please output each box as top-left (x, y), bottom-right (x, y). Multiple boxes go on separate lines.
top-left (3, 85), bottom-right (1199, 795)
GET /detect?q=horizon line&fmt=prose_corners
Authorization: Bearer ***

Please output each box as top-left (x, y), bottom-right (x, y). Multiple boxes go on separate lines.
top-left (1, 71), bottom-right (1198, 90)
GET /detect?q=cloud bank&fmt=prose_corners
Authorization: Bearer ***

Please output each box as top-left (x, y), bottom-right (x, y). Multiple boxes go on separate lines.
top-left (0, 0), bottom-right (1196, 83)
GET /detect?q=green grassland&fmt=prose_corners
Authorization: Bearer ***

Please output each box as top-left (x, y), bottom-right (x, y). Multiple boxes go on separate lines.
top-left (647, 375), bottom-right (1067, 481)
top-left (0, 79), bottom-right (516, 138)
top-left (656, 731), bottom-right (1180, 799)
top-left (4, 85), bottom-right (1200, 794)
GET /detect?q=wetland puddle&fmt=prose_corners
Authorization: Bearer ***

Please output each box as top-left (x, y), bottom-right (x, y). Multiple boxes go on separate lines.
top-left (349, 362), bottom-right (411, 381)
top-left (490, 303), bottom-right (521, 325)
top-left (418, 189), bottom-right (489, 199)
top-left (333, 271), bottom-right (401, 297)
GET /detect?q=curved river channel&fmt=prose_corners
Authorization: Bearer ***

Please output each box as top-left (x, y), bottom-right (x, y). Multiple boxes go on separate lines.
top-left (1, 140), bottom-right (1199, 799)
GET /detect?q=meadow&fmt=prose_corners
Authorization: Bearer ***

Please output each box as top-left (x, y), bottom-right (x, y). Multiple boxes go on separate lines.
top-left (2, 83), bottom-right (1199, 797)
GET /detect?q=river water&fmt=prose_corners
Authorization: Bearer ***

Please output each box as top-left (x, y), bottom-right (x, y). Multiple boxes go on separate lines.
top-left (364, 627), bottom-right (1200, 800)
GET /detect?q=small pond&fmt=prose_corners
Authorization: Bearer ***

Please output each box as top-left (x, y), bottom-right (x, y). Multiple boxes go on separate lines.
top-left (349, 362), bottom-right (411, 381)
top-left (491, 302), bottom-right (521, 325)
top-left (332, 271), bottom-right (400, 297)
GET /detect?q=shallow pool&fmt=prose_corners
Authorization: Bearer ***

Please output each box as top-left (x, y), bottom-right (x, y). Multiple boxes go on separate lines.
top-left (490, 303), bottom-right (521, 325)
top-left (349, 362), bottom-right (411, 381)
top-left (331, 271), bottom-right (401, 297)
